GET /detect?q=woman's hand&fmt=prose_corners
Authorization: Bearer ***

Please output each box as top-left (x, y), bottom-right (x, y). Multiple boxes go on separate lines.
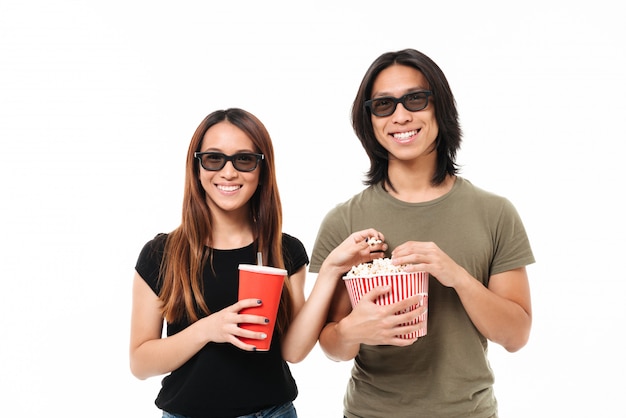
top-left (200, 299), bottom-right (269, 351)
top-left (199, 298), bottom-right (271, 351)
top-left (322, 228), bottom-right (388, 275)
top-left (283, 228), bottom-right (387, 363)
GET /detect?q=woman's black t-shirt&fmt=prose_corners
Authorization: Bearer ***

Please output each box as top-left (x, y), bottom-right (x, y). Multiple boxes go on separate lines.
top-left (135, 232), bottom-right (309, 418)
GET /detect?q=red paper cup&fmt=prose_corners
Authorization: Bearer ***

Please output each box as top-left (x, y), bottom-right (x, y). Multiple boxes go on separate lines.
top-left (343, 271), bottom-right (429, 339)
top-left (237, 264), bottom-right (286, 351)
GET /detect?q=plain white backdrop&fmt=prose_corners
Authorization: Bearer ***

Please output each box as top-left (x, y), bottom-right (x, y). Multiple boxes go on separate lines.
top-left (1, 1), bottom-right (624, 416)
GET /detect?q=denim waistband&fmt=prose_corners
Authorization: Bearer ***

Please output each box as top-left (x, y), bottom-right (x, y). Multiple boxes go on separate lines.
top-left (162, 401), bottom-right (297, 418)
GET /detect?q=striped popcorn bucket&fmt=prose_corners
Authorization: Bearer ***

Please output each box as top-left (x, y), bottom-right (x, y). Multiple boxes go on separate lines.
top-left (343, 272), bottom-right (429, 339)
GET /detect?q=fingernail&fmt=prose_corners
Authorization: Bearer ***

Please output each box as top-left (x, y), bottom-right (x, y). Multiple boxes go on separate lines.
top-left (264, 318), bottom-right (270, 323)
top-left (252, 346), bottom-right (257, 351)
top-left (257, 299), bottom-right (262, 304)
top-left (261, 333), bottom-right (267, 339)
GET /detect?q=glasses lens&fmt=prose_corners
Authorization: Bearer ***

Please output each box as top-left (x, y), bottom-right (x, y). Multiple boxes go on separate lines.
top-left (370, 98), bottom-right (396, 117)
top-left (403, 92), bottom-right (429, 111)
top-left (197, 152), bottom-right (261, 172)
top-left (233, 154), bottom-right (259, 172)
top-left (367, 91), bottom-right (431, 116)
top-left (201, 153), bottom-right (226, 170)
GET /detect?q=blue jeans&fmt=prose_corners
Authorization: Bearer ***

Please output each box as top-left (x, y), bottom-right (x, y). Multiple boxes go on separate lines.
top-left (162, 401), bottom-right (297, 418)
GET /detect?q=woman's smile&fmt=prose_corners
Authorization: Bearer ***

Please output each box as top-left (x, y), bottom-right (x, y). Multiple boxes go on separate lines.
top-left (216, 183), bottom-right (242, 193)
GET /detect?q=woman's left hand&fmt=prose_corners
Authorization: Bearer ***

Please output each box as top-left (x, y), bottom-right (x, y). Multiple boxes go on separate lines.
top-left (323, 228), bottom-right (387, 275)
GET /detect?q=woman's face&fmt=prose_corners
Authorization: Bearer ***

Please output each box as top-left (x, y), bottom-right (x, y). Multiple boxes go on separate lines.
top-left (197, 121), bottom-right (261, 217)
top-left (370, 64), bottom-right (439, 165)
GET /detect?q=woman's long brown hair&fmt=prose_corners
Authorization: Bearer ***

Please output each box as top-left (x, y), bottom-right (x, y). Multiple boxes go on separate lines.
top-left (158, 108), bottom-right (293, 336)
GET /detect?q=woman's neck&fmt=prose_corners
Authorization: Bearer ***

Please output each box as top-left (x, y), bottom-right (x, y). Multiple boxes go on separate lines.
top-left (209, 210), bottom-right (255, 250)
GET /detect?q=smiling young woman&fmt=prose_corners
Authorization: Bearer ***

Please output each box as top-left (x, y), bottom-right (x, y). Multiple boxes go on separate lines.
top-left (130, 108), bottom-right (392, 418)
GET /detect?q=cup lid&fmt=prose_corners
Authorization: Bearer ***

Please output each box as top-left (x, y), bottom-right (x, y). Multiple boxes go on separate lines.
top-left (238, 264), bottom-right (287, 275)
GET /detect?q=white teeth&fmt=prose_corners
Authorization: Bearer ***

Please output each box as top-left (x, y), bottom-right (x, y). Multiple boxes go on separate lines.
top-left (393, 130), bottom-right (418, 140)
top-left (217, 185), bottom-right (240, 192)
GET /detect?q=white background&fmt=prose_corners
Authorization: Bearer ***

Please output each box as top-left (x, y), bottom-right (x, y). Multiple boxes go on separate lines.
top-left (1, 1), bottom-right (624, 416)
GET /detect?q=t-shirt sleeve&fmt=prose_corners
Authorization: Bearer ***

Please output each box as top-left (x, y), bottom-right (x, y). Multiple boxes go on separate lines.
top-left (309, 204), bottom-right (350, 273)
top-left (282, 233), bottom-right (309, 275)
top-left (135, 233), bottom-right (168, 295)
top-left (490, 198), bottom-right (535, 275)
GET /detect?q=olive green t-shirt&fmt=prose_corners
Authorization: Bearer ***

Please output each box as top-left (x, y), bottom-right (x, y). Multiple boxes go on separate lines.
top-left (310, 177), bottom-right (535, 418)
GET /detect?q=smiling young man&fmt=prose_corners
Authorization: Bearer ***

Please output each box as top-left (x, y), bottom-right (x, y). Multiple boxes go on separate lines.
top-left (309, 49), bottom-right (535, 418)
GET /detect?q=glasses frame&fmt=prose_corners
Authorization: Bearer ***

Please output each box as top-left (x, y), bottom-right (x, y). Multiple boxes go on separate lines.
top-left (194, 151), bottom-right (265, 172)
top-left (364, 90), bottom-right (433, 117)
